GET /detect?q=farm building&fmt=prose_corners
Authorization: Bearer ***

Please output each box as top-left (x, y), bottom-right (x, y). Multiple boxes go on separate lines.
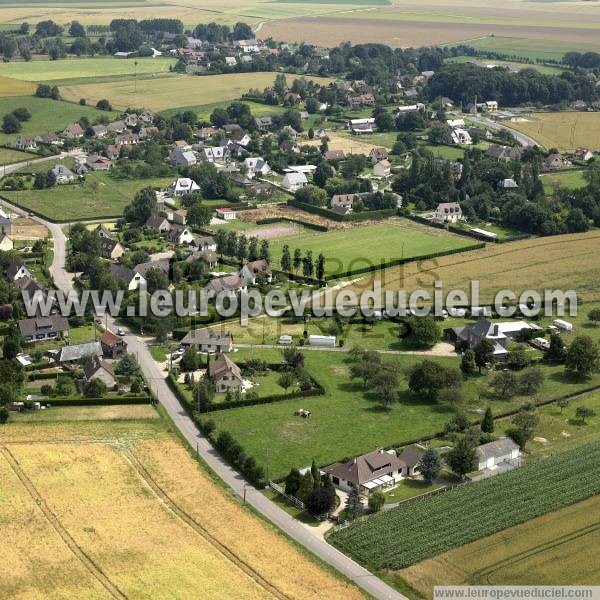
top-left (100, 329), bottom-right (127, 359)
top-left (476, 438), bottom-right (521, 471)
top-left (56, 341), bottom-right (102, 364)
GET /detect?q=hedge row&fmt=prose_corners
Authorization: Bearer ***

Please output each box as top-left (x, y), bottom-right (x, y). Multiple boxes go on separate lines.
top-left (167, 365), bottom-right (325, 413)
top-left (27, 370), bottom-right (75, 381)
top-left (322, 242), bottom-right (485, 281)
top-left (43, 396), bottom-right (150, 406)
top-left (255, 216), bottom-right (329, 232)
top-left (288, 199), bottom-right (397, 222)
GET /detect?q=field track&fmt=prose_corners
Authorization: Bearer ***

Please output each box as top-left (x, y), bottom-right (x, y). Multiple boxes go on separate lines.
top-left (0, 445), bottom-right (128, 600)
top-left (471, 521), bottom-right (600, 585)
top-left (123, 449), bottom-right (289, 600)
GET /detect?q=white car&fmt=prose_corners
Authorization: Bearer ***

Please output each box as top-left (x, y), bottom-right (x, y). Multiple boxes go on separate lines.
top-left (170, 349), bottom-right (185, 359)
top-left (448, 307), bottom-right (467, 318)
top-left (117, 328), bottom-right (125, 336)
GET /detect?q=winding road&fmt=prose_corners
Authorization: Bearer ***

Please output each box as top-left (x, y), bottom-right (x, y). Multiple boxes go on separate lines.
top-left (3, 155), bottom-right (406, 600)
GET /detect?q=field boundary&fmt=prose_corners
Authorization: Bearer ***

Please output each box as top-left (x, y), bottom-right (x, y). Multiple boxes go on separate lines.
top-left (0, 445), bottom-right (128, 599)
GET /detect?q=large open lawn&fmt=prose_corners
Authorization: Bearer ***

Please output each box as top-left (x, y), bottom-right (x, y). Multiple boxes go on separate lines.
top-left (398, 493), bottom-right (600, 596)
top-left (269, 219), bottom-right (474, 277)
top-left (507, 112), bottom-right (600, 152)
top-left (60, 72), bottom-right (333, 112)
top-left (0, 95), bottom-right (112, 146)
top-left (0, 415), bottom-right (364, 600)
top-left (0, 56), bottom-right (177, 83)
top-left (160, 99), bottom-right (288, 122)
top-left (2, 170), bottom-right (173, 221)
top-left (208, 347), bottom-right (600, 480)
top-left (350, 230), bottom-right (600, 303)
top-left (542, 169), bottom-right (587, 194)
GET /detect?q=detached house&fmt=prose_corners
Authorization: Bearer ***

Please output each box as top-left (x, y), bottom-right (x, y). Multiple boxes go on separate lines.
top-left (476, 438), bottom-right (520, 471)
top-left (244, 157), bottom-right (271, 178)
top-left (100, 329), bottom-right (127, 358)
top-left (372, 159), bottom-right (391, 178)
top-left (86, 154), bottom-right (112, 171)
top-left (208, 354), bottom-right (244, 393)
top-left (240, 259), bottom-right (272, 285)
top-left (434, 202), bottom-right (463, 223)
top-left (145, 215), bottom-right (171, 233)
top-left (169, 178), bottom-right (200, 196)
top-left (542, 153), bottom-right (566, 172)
top-left (15, 135), bottom-right (37, 151)
top-left (282, 171), bottom-right (307, 192)
top-left (323, 448), bottom-right (406, 496)
top-left (18, 315), bottom-right (69, 342)
top-left (181, 329), bottom-right (234, 353)
top-left (110, 264), bottom-right (146, 291)
top-left (51, 164), bottom-right (75, 184)
top-left (192, 236), bottom-right (217, 252)
top-left (331, 193), bottom-right (360, 212)
top-left (451, 129), bottom-right (473, 145)
top-left (204, 274), bottom-right (246, 297)
top-left (167, 225), bottom-right (194, 246)
top-left (83, 355), bottom-right (116, 389)
top-left (369, 147), bottom-right (388, 163)
top-left (62, 123), bottom-right (84, 139)
top-left (100, 238), bottom-right (124, 261)
top-left (6, 258), bottom-right (31, 282)
top-left (171, 148), bottom-right (197, 168)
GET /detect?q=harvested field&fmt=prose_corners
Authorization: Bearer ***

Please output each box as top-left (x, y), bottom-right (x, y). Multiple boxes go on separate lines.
top-left (399, 494), bottom-right (600, 595)
top-left (507, 112), bottom-right (600, 152)
top-left (0, 75), bottom-right (36, 97)
top-left (305, 132), bottom-right (387, 155)
top-left (246, 224), bottom-right (301, 239)
top-left (0, 419), bottom-right (364, 600)
top-left (259, 17), bottom-right (600, 49)
top-left (8, 217), bottom-right (49, 240)
top-left (349, 230), bottom-right (600, 303)
top-left (60, 72), bottom-right (333, 112)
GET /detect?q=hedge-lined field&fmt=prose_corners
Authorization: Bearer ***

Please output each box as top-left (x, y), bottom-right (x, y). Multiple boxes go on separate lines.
top-left (329, 441), bottom-right (600, 570)
top-left (269, 219), bottom-right (474, 277)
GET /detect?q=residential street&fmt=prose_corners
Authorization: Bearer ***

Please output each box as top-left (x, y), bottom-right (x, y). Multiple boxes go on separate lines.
top-left (15, 204), bottom-right (407, 600)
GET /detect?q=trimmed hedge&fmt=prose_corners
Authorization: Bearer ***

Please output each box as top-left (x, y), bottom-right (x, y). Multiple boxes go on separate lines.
top-left (44, 396), bottom-right (150, 406)
top-left (167, 364), bottom-right (325, 413)
top-left (255, 216), bottom-right (329, 232)
top-left (288, 199), bottom-right (397, 222)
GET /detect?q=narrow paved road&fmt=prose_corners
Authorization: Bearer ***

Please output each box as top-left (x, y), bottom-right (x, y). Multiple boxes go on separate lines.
top-left (470, 114), bottom-right (539, 147)
top-left (19, 202), bottom-right (406, 600)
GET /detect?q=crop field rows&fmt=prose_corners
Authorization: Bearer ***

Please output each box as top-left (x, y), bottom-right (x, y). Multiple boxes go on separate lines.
top-left (329, 441), bottom-right (600, 570)
top-left (400, 494), bottom-right (600, 595)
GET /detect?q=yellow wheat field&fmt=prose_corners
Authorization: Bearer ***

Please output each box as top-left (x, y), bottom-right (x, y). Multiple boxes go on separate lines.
top-left (0, 75), bottom-right (37, 97)
top-left (507, 112), bottom-right (600, 152)
top-left (348, 230), bottom-right (600, 303)
top-left (0, 420), bottom-right (364, 600)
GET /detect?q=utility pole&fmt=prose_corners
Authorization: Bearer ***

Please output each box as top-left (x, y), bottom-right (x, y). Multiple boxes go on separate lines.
top-left (265, 447), bottom-right (269, 483)
top-left (134, 60), bottom-right (138, 93)
top-left (243, 482), bottom-right (247, 504)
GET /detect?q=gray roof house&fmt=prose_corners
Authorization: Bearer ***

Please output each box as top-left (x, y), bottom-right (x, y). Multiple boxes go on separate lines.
top-left (204, 274), bottom-right (246, 297)
top-left (56, 341), bottom-right (102, 363)
top-left (83, 355), bottom-right (116, 389)
top-left (476, 438), bottom-right (521, 471)
top-left (240, 259), bottom-right (272, 285)
top-left (208, 354), bottom-right (243, 392)
top-left (181, 329), bottom-right (233, 353)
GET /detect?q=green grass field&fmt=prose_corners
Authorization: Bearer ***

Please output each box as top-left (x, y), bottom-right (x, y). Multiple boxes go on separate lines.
top-left (160, 99), bottom-right (287, 122)
top-left (207, 347), bottom-right (600, 480)
top-left (0, 57), bottom-right (177, 83)
top-left (541, 169), bottom-right (587, 194)
top-left (0, 147), bottom-right (35, 166)
top-left (60, 72), bottom-right (334, 112)
top-left (269, 219), bottom-right (474, 277)
top-left (447, 36), bottom-right (599, 62)
top-left (2, 170), bottom-right (172, 221)
top-left (0, 96), bottom-right (113, 146)
top-left (447, 55), bottom-right (565, 75)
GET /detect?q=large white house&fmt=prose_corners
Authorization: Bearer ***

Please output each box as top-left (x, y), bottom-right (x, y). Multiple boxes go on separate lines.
top-left (451, 129), bottom-right (473, 145)
top-left (434, 202), bottom-right (463, 223)
top-left (244, 157), bottom-right (271, 178)
top-left (169, 178), bottom-right (200, 196)
top-left (282, 172), bottom-right (307, 192)
top-left (476, 438), bottom-right (520, 471)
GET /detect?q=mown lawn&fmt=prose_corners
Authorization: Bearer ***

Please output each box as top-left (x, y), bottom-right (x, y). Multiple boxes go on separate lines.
top-left (268, 219), bottom-right (475, 277)
top-left (207, 347), bottom-right (600, 479)
top-left (0, 96), bottom-right (112, 146)
top-left (0, 147), bottom-right (34, 165)
top-left (541, 169), bottom-right (587, 194)
top-left (0, 56), bottom-right (177, 83)
top-left (2, 170), bottom-right (173, 221)
top-left (160, 100), bottom-right (287, 122)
